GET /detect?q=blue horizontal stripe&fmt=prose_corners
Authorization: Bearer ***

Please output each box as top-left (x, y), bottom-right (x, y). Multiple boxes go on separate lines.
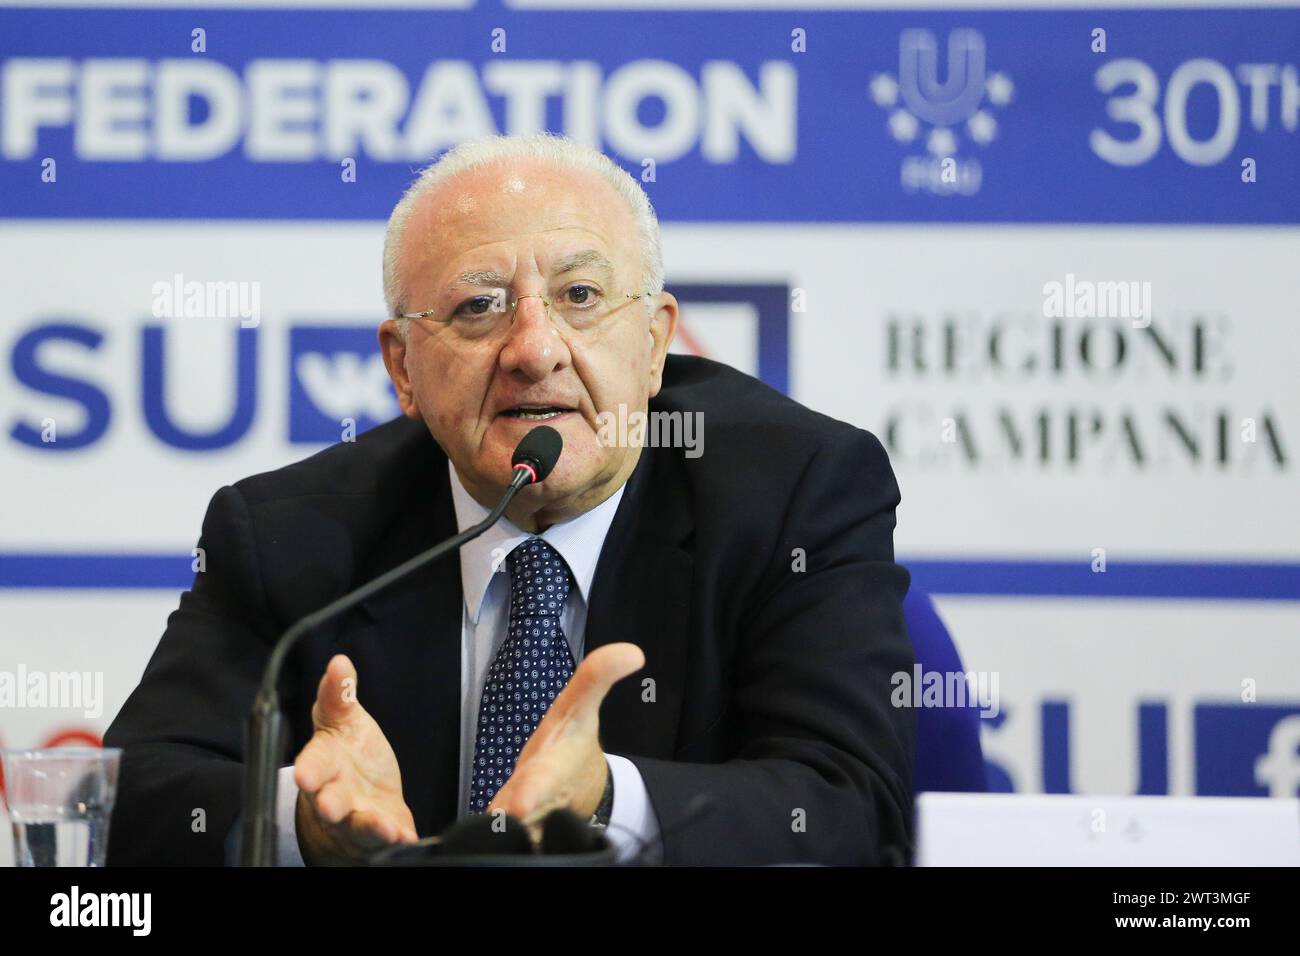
top-left (1, 553), bottom-right (1298, 600)
top-left (0, 554), bottom-right (195, 590)
top-left (906, 560), bottom-right (1300, 601)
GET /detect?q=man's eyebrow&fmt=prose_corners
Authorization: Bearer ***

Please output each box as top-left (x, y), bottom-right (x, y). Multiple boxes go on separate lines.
top-left (452, 269), bottom-right (511, 287)
top-left (447, 251), bottom-right (613, 289)
top-left (552, 250), bottom-right (615, 277)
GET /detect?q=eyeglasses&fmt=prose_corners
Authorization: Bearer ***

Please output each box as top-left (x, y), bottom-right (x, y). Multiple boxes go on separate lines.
top-left (398, 286), bottom-right (654, 341)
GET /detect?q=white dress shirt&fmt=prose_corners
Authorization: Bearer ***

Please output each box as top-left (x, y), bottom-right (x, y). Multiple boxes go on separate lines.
top-left (258, 460), bottom-right (662, 865)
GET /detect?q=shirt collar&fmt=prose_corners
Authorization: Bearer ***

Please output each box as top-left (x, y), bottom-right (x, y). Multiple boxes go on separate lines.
top-left (448, 459), bottom-right (626, 624)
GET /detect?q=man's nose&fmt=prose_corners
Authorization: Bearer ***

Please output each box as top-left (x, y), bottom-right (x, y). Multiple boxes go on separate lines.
top-left (498, 294), bottom-right (572, 381)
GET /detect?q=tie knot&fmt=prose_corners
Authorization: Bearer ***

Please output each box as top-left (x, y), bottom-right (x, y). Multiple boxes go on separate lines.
top-left (507, 537), bottom-right (572, 617)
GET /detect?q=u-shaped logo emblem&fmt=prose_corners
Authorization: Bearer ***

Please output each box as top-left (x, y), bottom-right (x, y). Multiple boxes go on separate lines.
top-left (899, 29), bottom-right (988, 127)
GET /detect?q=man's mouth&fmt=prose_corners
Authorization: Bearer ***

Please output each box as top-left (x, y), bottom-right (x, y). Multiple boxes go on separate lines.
top-left (499, 405), bottom-right (574, 422)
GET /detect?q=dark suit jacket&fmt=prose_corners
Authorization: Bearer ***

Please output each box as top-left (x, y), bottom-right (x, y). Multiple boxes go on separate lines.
top-left (104, 355), bottom-right (915, 866)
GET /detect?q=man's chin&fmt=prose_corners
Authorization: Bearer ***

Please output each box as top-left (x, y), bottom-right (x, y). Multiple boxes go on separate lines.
top-left (518, 453), bottom-right (602, 501)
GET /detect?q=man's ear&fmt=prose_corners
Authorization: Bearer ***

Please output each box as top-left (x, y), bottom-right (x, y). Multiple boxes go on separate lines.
top-left (378, 319), bottom-right (422, 420)
top-left (646, 292), bottom-right (679, 399)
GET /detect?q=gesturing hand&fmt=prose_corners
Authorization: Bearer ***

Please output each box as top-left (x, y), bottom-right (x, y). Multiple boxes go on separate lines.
top-left (292, 654), bottom-right (419, 865)
top-left (487, 642), bottom-right (645, 823)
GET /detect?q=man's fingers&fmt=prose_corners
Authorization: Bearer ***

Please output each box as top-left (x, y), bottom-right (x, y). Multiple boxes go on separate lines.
top-left (552, 642), bottom-right (645, 724)
top-left (313, 654), bottom-right (360, 730)
top-left (351, 807), bottom-right (419, 846)
top-left (314, 788), bottom-right (412, 849)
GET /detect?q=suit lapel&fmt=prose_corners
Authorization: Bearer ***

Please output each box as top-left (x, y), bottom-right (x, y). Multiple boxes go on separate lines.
top-left (585, 446), bottom-right (694, 760)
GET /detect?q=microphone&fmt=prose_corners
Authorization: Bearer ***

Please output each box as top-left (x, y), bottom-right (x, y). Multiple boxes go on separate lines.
top-left (240, 425), bottom-right (563, 866)
top-left (511, 422), bottom-right (562, 484)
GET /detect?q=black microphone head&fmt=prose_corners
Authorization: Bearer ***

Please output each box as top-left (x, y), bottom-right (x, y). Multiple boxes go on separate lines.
top-left (512, 425), bottom-right (563, 483)
top-left (539, 807), bottom-right (608, 856)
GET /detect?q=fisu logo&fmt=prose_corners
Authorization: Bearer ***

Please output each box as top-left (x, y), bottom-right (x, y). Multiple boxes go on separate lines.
top-left (869, 29), bottom-right (1014, 196)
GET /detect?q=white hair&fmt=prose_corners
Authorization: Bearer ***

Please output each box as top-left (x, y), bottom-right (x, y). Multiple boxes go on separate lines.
top-left (382, 132), bottom-right (665, 335)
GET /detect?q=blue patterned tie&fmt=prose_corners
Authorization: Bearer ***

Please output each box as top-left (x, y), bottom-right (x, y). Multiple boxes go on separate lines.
top-left (467, 536), bottom-right (576, 814)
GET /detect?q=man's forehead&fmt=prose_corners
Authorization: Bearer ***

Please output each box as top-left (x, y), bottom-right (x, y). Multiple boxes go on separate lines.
top-left (407, 161), bottom-right (638, 270)
top-left (423, 161), bottom-right (629, 235)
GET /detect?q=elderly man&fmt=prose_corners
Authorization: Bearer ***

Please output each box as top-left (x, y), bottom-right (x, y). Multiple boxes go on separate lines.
top-left (104, 132), bottom-right (915, 866)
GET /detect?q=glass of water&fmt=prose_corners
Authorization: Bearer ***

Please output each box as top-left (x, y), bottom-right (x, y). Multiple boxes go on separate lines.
top-left (2, 747), bottom-right (121, 867)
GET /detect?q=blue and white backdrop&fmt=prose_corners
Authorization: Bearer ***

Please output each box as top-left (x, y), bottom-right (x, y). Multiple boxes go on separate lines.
top-left (2, 1), bottom-right (1299, 863)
